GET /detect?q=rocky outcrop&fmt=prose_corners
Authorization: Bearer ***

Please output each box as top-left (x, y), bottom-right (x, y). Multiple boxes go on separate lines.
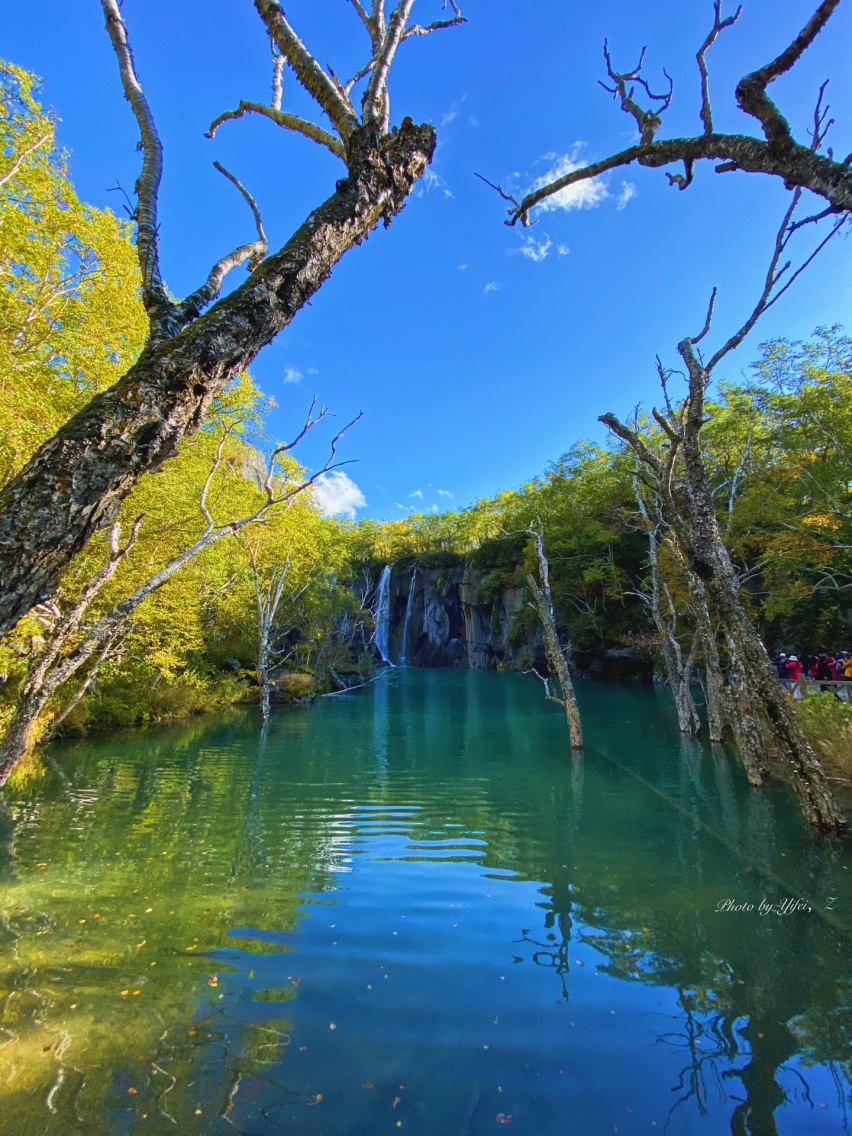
top-left (364, 544), bottom-right (653, 681)
top-left (367, 548), bottom-right (546, 671)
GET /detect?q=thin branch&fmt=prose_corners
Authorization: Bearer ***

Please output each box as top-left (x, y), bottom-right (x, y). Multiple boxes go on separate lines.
top-left (600, 40), bottom-right (673, 145)
top-left (691, 288), bottom-right (717, 346)
top-left (474, 171), bottom-right (521, 209)
top-left (363, 0), bottom-right (416, 131)
top-left (348, 0), bottom-right (374, 34)
top-left (401, 13), bottom-right (467, 41)
top-left (213, 162), bottom-right (267, 249)
top-left (526, 666), bottom-right (566, 709)
top-left (199, 426), bottom-right (237, 533)
top-left (0, 131), bottom-right (51, 188)
top-left (176, 166), bottom-right (269, 324)
top-left (701, 193), bottom-right (798, 372)
top-left (101, 0), bottom-right (170, 328)
top-left (697, 2), bottom-right (743, 136)
top-left (253, 0), bottom-right (359, 141)
top-left (271, 41), bottom-right (284, 111)
top-left (206, 101), bottom-right (345, 159)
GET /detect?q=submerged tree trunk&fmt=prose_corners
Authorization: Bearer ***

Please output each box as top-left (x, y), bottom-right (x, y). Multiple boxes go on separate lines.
top-left (526, 528), bottom-right (583, 749)
top-left (675, 345), bottom-right (843, 827)
top-left (251, 553), bottom-right (290, 726)
top-left (687, 574), bottom-right (726, 744)
top-left (633, 476), bottom-right (700, 735)
top-left (601, 329), bottom-right (846, 828)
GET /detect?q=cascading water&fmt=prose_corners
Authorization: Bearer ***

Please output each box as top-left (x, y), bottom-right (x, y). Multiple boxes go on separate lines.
top-left (373, 565), bottom-right (393, 665)
top-left (400, 567), bottom-right (418, 665)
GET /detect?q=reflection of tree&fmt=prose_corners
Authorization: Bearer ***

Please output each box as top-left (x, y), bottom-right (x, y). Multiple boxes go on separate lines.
top-left (0, 715), bottom-right (339, 1131)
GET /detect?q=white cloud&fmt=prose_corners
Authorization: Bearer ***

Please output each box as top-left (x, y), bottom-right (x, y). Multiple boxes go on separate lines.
top-left (616, 180), bottom-right (637, 211)
top-left (423, 167), bottom-right (453, 199)
top-left (557, 244), bottom-right (570, 256)
top-left (437, 489), bottom-right (454, 498)
top-left (408, 488), bottom-right (424, 499)
top-left (283, 365), bottom-right (303, 385)
top-left (440, 108), bottom-right (459, 127)
top-left (531, 147), bottom-right (609, 214)
top-left (457, 263), bottom-right (468, 271)
top-left (394, 502), bottom-right (405, 510)
top-left (468, 116), bottom-right (480, 128)
top-left (312, 471), bottom-right (366, 519)
top-left (484, 281), bottom-right (499, 294)
top-left (430, 504), bottom-right (438, 513)
top-left (306, 366), bottom-right (319, 375)
top-left (515, 235), bottom-right (552, 263)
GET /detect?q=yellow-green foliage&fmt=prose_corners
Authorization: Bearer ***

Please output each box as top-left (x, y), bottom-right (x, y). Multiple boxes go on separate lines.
top-left (0, 64), bottom-right (359, 740)
top-left (794, 692), bottom-right (852, 783)
top-left (0, 61), bottom-right (147, 487)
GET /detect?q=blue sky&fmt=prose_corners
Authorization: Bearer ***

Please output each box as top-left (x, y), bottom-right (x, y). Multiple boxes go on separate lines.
top-left (5, 1), bottom-right (851, 520)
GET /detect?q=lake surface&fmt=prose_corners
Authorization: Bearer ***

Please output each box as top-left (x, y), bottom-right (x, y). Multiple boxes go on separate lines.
top-left (0, 669), bottom-right (850, 1136)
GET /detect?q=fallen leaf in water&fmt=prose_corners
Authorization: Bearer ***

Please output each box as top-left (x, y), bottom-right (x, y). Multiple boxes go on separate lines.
top-left (128, 1087), bottom-right (137, 1095)
top-left (120, 990), bottom-right (129, 997)
top-left (496, 1113), bottom-right (513, 1124)
top-left (207, 975), bottom-right (218, 987)
top-left (393, 1096), bottom-right (402, 1108)
top-left (362, 1081), bottom-right (374, 1089)
top-left (329, 1022), bottom-right (337, 1030)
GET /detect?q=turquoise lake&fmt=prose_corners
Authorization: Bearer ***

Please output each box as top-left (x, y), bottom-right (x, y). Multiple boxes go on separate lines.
top-left (0, 668), bottom-right (850, 1135)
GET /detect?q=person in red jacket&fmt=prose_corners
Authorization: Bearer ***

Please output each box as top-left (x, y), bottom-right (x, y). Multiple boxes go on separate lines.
top-left (785, 655), bottom-right (804, 682)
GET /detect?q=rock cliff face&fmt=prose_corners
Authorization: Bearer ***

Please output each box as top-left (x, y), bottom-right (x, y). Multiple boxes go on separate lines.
top-left (368, 551), bottom-right (546, 671)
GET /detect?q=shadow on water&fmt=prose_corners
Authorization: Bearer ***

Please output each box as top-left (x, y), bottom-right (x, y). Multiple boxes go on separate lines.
top-left (0, 668), bottom-right (849, 1135)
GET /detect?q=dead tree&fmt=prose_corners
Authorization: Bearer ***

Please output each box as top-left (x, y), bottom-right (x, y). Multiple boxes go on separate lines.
top-left (0, 404), bottom-right (355, 784)
top-left (504, 1), bottom-right (852, 226)
top-left (525, 526), bottom-right (583, 749)
top-left (247, 547), bottom-right (313, 724)
top-left (632, 469), bottom-right (701, 735)
top-left (0, 0), bottom-right (465, 637)
top-left (600, 197), bottom-right (846, 830)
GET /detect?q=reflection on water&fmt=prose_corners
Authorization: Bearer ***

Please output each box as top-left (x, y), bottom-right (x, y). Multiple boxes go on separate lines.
top-left (0, 669), bottom-right (850, 1135)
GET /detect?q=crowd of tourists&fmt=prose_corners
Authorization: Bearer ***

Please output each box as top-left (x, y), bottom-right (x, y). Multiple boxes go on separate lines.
top-left (773, 650), bottom-right (852, 695)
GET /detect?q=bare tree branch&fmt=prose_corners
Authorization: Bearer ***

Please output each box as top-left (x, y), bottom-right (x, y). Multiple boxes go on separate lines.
top-left (697, 2), bottom-right (743, 135)
top-left (176, 165), bottom-right (269, 324)
top-left (735, 0), bottom-right (840, 149)
top-left (363, 0), bottom-right (416, 131)
top-left (101, 0), bottom-right (170, 329)
top-left (254, 0), bottom-right (359, 141)
top-left (506, 1), bottom-right (852, 226)
top-left (206, 100), bottom-right (346, 159)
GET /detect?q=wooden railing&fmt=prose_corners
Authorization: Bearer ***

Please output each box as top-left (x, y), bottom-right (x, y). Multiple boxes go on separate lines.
top-left (786, 675), bottom-right (852, 699)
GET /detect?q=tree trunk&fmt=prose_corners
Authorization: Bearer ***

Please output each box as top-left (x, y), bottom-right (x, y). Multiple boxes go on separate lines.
top-left (527, 530), bottom-right (583, 749)
top-left (0, 124), bottom-right (435, 637)
top-left (689, 578), bottom-right (726, 744)
top-left (673, 371), bottom-right (844, 828)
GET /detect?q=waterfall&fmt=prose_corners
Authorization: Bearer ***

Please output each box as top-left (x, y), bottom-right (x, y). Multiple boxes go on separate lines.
top-left (373, 565), bottom-right (393, 665)
top-left (400, 567), bottom-right (418, 666)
